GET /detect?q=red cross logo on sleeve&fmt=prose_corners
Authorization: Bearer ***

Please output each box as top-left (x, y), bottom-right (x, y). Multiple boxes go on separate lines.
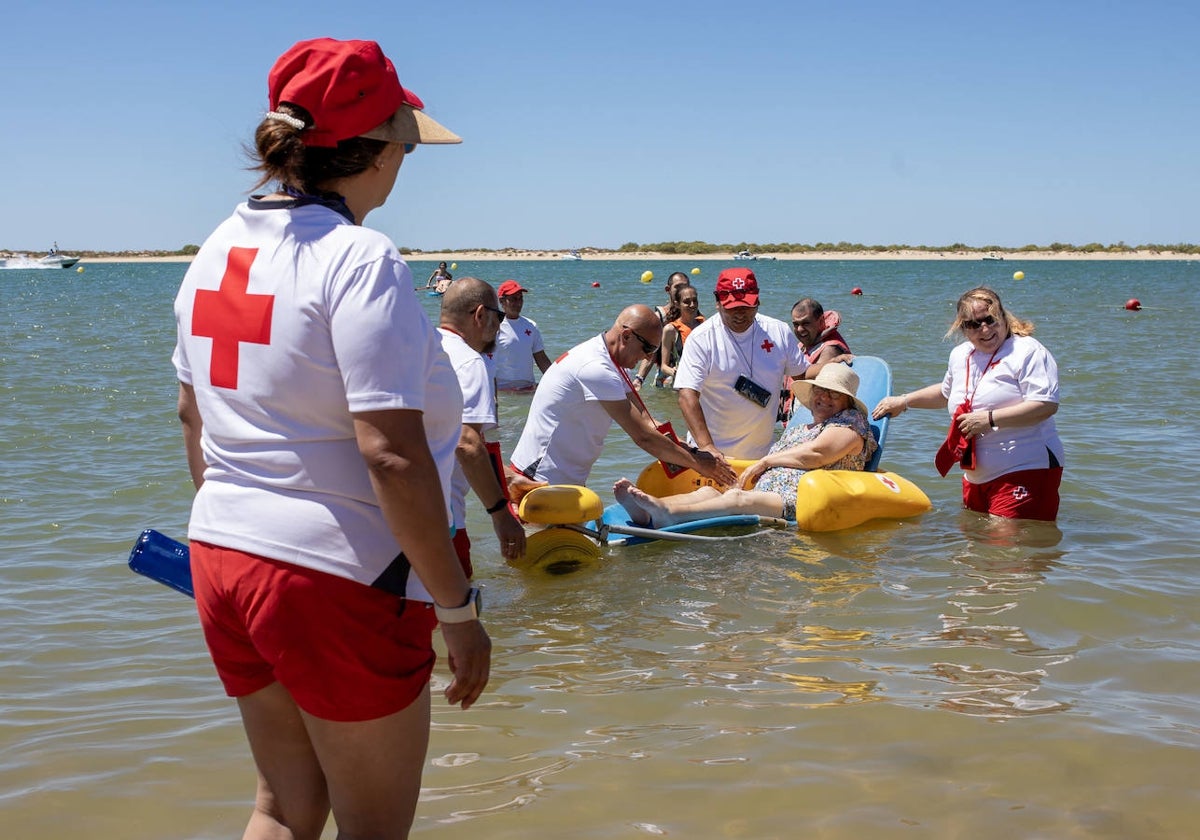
top-left (761, 338), bottom-right (775, 353)
top-left (191, 247), bottom-right (274, 389)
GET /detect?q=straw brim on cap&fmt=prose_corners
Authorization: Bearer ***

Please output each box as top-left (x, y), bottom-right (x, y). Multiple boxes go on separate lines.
top-left (361, 104), bottom-right (461, 144)
top-left (790, 364), bottom-right (869, 417)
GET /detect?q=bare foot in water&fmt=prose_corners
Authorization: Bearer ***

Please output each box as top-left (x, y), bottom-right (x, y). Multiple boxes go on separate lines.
top-left (613, 478), bottom-right (670, 527)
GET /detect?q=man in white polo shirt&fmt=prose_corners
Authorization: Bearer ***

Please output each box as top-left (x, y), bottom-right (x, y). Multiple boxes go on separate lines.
top-left (673, 268), bottom-right (808, 461)
top-left (510, 304), bottom-right (737, 487)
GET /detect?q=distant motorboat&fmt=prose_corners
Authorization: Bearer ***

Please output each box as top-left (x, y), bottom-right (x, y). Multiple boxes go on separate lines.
top-left (982, 253), bottom-right (1005, 261)
top-left (733, 250), bottom-right (776, 261)
top-left (0, 252), bottom-right (81, 269)
top-left (561, 250), bottom-right (583, 261)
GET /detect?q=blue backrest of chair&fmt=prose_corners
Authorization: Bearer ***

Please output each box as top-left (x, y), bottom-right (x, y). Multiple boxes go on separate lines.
top-left (849, 356), bottom-right (891, 472)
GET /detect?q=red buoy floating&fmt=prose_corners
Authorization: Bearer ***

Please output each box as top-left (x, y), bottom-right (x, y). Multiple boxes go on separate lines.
top-left (1124, 298), bottom-right (1141, 311)
top-left (850, 287), bottom-right (863, 296)
top-left (591, 281), bottom-right (601, 288)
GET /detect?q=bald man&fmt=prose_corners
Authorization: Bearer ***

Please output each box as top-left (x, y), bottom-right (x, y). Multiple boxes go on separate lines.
top-left (438, 278), bottom-right (527, 570)
top-left (510, 305), bottom-right (737, 487)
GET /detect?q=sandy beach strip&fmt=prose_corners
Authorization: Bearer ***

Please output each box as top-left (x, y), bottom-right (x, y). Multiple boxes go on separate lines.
top-left (67, 248), bottom-right (1197, 264)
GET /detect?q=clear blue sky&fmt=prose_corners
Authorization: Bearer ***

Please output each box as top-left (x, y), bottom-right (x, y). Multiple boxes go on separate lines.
top-left (4, 0), bottom-right (1197, 252)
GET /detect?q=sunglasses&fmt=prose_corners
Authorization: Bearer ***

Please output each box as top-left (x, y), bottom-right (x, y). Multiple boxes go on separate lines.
top-left (717, 289), bottom-right (758, 305)
top-left (961, 315), bottom-right (997, 331)
top-left (482, 304), bottom-right (504, 320)
top-left (403, 143), bottom-right (416, 154)
top-left (622, 325), bottom-right (660, 357)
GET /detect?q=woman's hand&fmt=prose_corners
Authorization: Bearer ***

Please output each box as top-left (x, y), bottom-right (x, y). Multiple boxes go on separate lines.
top-left (738, 457), bottom-right (771, 489)
top-left (956, 409), bottom-right (992, 439)
top-left (872, 395), bottom-right (906, 420)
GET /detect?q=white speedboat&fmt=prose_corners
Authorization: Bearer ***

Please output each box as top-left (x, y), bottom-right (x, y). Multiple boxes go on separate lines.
top-left (982, 253), bottom-right (1005, 261)
top-left (560, 250), bottom-right (583, 260)
top-left (0, 252), bottom-right (81, 269)
top-left (733, 250), bottom-right (776, 261)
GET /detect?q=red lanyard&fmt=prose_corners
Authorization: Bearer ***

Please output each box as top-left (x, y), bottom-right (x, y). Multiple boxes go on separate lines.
top-left (605, 333), bottom-right (656, 420)
top-left (964, 346), bottom-right (1001, 406)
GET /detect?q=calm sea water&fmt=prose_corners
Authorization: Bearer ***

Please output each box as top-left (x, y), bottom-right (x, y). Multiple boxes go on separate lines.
top-left (2, 258), bottom-right (1198, 838)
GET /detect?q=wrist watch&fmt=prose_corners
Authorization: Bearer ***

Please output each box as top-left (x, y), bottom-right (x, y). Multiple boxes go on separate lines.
top-left (435, 586), bottom-right (483, 624)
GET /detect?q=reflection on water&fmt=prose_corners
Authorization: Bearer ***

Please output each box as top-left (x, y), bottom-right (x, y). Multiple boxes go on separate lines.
top-left (916, 517), bottom-right (1074, 718)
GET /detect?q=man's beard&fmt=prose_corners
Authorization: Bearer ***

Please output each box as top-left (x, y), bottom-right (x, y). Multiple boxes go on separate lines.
top-left (482, 339), bottom-right (497, 355)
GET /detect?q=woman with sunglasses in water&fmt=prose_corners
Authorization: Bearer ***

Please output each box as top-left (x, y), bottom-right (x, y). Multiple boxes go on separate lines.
top-left (873, 286), bottom-right (1064, 521)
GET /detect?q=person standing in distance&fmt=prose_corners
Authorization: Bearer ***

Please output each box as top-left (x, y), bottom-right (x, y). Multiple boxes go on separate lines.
top-left (172, 37), bottom-right (489, 839)
top-left (493, 279), bottom-right (552, 391)
top-left (673, 268), bottom-right (808, 461)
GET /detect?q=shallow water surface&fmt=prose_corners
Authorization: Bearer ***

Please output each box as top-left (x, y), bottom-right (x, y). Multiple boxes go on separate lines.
top-left (2, 259), bottom-right (1197, 837)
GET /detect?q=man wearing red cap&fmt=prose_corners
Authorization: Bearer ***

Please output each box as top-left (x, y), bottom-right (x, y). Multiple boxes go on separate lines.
top-left (673, 268), bottom-right (808, 461)
top-left (493, 279), bottom-right (552, 391)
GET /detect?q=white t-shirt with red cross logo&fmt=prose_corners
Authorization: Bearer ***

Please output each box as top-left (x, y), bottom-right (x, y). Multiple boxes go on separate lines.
top-left (492, 314), bottom-right (545, 389)
top-left (173, 200), bottom-right (462, 602)
top-left (942, 334), bottom-right (1064, 484)
top-left (673, 313), bottom-right (807, 459)
top-left (510, 334), bottom-right (627, 485)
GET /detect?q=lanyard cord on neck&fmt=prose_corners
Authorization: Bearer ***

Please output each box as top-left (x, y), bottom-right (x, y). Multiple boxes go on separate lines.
top-left (604, 333), bottom-right (657, 422)
top-left (965, 345), bottom-right (1002, 406)
top-left (723, 319), bottom-right (759, 379)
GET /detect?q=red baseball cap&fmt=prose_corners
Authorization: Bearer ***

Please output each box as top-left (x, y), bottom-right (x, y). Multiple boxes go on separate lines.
top-left (498, 280), bottom-right (530, 297)
top-left (714, 268), bottom-right (760, 308)
top-left (268, 38), bottom-right (461, 148)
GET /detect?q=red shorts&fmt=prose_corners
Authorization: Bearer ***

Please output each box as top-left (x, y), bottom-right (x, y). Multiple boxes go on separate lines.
top-left (452, 528), bottom-right (474, 579)
top-left (190, 541), bottom-right (437, 722)
top-left (962, 467), bottom-right (1063, 521)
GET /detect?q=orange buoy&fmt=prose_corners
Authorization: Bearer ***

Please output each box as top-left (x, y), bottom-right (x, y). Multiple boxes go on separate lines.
top-left (1124, 298), bottom-right (1141, 311)
top-left (850, 287), bottom-right (863, 296)
top-left (591, 281), bottom-right (601, 288)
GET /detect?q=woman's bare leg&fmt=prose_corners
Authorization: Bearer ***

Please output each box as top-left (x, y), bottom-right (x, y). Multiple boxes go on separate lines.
top-left (238, 683), bottom-right (330, 840)
top-left (301, 685), bottom-right (432, 840)
top-left (614, 478), bottom-right (783, 527)
top-left (238, 680), bottom-right (433, 840)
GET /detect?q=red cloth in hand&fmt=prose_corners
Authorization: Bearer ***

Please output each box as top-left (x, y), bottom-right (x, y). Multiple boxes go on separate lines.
top-left (935, 400), bottom-right (976, 476)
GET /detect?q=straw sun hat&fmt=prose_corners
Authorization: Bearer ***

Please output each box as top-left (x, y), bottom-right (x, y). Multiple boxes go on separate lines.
top-left (790, 363), bottom-right (868, 417)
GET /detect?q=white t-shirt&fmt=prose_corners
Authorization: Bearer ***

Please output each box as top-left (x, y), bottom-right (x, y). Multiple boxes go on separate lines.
top-left (942, 334), bottom-right (1065, 484)
top-left (173, 200), bottom-right (462, 602)
top-left (510, 334), bottom-right (627, 485)
top-left (673, 313), bottom-right (807, 459)
top-left (439, 327), bottom-right (497, 529)
top-left (493, 315), bottom-right (545, 389)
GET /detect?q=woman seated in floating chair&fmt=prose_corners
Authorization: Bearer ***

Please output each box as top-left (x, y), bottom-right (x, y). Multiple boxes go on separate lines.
top-left (614, 363), bottom-right (876, 528)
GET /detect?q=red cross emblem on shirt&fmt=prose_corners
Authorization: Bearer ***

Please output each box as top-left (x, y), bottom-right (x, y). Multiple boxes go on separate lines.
top-left (525, 329), bottom-right (532, 336)
top-left (192, 247), bottom-right (274, 389)
top-left (761, 338), bottom-right (775, 353)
